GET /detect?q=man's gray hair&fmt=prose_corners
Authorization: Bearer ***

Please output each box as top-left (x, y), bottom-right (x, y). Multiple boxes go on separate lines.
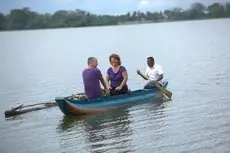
top-left (87, 57), bottom-right (97, 65)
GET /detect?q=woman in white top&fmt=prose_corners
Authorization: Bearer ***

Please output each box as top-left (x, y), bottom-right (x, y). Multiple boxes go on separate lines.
top-left (137, 57), bottom-right (164, 89)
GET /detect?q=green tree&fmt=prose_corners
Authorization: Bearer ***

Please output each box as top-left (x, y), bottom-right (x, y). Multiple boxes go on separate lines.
top-left (208, 3), bottom-right (225, 18)
top-left (131, 11), bottom-right (137, 21)
top-left (146, 11), bottom-right (152, 20)
top-left (1, 2), bottom-right (230, 31)
top-left (172, 8), bottom-right (184, 20)
top-left (126, 12), bottom-right (131, 21)
top-left (152, 12), bottom-right (160, 22)
top-left (225, 3), bottom-right (230, 17)
top-left (0, 13), bottom-right (6, 30)
top-left (50, 10), bottom-right (69, 28)
top-left (27, 13), bottom-right (51, 29)
top-left (187, 2), bottom-right (206, 19)
top-left (139, 12), bottom-right (146, 21)
top-left (159, 11), bottom-right (164, 20)
top-left (164, 10), bottom-right (173, 19)
top-left (7, 8), bottom-right (36, 30)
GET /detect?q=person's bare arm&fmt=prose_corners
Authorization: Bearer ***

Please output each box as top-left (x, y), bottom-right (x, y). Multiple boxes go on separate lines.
top-left (116, 71), bottom-right (128, 90)
top-left (98, 69), bottom-right (108, 90)
top-left (151, 74), bottom-right (163, 85)
top-left (121, 71), bottom-right (128, 87)
top-left (100, 78), bottom-right (108, 90)
top-left (105, 73), bottom-right (111, 89)
top-left (156, 74), bottom-right (163, 82)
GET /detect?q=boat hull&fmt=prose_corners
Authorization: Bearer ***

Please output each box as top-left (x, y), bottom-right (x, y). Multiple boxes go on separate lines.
top-left (55, 83), bottom-right (168, 116)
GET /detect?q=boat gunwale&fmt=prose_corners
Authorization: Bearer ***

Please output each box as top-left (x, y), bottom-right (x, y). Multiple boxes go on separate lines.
top-left (56, 88), bottom-right (160, 105)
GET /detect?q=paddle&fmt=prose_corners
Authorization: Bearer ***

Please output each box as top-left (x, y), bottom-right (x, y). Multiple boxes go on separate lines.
top-left (155, 83), bottom-right (172, 99)
top-left (137, 71), bottom-right (172, 99)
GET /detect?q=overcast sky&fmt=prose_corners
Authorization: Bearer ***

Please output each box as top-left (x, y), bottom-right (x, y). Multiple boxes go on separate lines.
top-left (0, 0), bottom-right (230, 14)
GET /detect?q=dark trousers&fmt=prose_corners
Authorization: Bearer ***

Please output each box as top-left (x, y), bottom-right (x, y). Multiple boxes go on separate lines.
top-left (110, 85), bottom-right (128, 95)
top-left (144, 82), bottom-right (156, 89)
top-left (144, 81), bottom-right (168, 89)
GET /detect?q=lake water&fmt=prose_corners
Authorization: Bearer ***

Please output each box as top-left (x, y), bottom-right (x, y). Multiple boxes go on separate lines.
top-left (0, 19), bottom-right (230, 153)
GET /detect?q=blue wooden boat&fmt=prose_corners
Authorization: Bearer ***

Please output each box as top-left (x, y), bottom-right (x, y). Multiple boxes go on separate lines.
top-left (55, 82), bottom-right (168, 116)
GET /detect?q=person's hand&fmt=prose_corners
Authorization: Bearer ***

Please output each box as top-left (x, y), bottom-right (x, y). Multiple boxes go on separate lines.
top-left (107, 85), bottom-right (112, 89)
top-left (115, 86), bottom-right (122, 91)
top-left (105, 89), bottom-right (110, 94)
top-left (137, 70), bottom-right (141, 75)
top-left (151, 80), bottom-right (157, 85)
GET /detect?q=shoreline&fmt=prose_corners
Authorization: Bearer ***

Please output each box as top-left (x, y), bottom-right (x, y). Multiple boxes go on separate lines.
top-left (0, 17), bottom-right (229, 33)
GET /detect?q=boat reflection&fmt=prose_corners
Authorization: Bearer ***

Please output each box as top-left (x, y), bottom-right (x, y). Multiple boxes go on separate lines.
top-left (57, 107), bottom-right (134, 153)
top-left (57, 92), bottom-right (170, 152)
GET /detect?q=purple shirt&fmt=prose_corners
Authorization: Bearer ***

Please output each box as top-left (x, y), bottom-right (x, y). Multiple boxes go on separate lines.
top-left (107, 66), bottom-right (127, 88)
top-left (82, 68), bottom-right (103, 100)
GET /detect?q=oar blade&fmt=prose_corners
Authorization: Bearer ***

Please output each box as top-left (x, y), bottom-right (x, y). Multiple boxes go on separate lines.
top-left (156, 84), bottom-right (172, 99)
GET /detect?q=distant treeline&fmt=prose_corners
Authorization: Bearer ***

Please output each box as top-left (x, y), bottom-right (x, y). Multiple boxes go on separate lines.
top-left (0, 2), bottom-right (230, 31)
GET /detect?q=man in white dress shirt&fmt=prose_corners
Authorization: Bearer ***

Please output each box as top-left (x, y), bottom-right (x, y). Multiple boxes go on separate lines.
top-left (137, 57), bottom-right (164, 89)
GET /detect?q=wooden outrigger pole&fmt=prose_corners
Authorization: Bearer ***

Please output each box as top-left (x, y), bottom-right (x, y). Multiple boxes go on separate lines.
top-left (4, 93), bottom-right (85, 117)
top-left (4, 102), bottom-right (57, 117)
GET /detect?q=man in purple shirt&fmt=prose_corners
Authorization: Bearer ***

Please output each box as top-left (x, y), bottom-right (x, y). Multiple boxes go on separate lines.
top-left (82, 57), bottom-right (109, 100)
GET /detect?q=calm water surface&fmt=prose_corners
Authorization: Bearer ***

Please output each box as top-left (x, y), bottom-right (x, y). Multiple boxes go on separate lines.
top-left (0, 19), bottom-right (230, 153)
